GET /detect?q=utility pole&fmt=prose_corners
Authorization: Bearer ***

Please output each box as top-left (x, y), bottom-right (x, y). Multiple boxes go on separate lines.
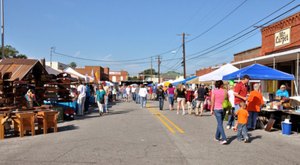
top-left (182, 32), bottom-right (186, 79)
top-left (150, 57), bottom-right (153, 82)
top-left (177, 32), bottom-right (189, 79)
top-left (156, 55), bottom-right (161, 83)
top-left (1, 0), bottom-right (4, 59)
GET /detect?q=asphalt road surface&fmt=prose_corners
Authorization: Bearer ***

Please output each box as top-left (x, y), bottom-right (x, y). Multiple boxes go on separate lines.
top-left (0, 100), bottom-right (300, 165)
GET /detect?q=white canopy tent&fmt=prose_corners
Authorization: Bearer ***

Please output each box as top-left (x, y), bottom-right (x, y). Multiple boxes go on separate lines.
top-left (198, 63), bottom-right (239, 82)
top-left (63, 67), bottom-right (94, 82)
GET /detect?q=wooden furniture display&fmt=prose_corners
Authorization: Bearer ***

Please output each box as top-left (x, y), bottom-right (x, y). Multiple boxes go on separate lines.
top-left (0, 113), bottom-right (5, 139)
top-left (12, 112), bottom-right (35, 137)
top-left (37, 110), bottom-right (58, 134)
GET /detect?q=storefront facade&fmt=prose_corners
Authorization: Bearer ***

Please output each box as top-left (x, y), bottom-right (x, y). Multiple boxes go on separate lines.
top-left (232, 12), bottom-right (300, 96)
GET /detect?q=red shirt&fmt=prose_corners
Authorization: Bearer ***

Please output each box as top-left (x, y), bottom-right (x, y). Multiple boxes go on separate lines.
top-left (234, 82), bottom-right (247, 105)
top-left (185, 90), bottom-right (194, 102)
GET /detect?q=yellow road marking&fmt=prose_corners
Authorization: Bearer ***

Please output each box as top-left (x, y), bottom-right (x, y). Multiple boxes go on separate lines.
top-left (155, 114), bottom-right (176, 134)
top-left (147, 104), bottom-right (184, 134)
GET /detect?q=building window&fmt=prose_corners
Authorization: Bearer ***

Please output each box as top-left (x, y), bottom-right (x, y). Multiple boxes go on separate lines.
top-left (112, 76), bottom-right (116, 82)
top-left (120, 76), bottom-right (123, 81)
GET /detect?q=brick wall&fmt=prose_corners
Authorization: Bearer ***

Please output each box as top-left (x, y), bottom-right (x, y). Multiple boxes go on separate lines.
top-left (75, 66), bottom-right (110, 82)
top-left (195, 67), bottom-right (213, 76)
top-left (109, 70), bottom-right (128, 82)
top-left (261, 12), bottom-right (300, 55)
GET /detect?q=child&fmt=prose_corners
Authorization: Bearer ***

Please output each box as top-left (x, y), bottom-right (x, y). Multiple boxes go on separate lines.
top-left (234, 101), bottom-right (249, 143)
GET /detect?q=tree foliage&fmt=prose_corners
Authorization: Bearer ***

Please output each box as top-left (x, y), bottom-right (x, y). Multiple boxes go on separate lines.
top-left (69, 62), bottom-right (77, 68)
top-left (0, 45), bottom-right (28, 59)
top-left (139, 68), bottom-right (157, 75)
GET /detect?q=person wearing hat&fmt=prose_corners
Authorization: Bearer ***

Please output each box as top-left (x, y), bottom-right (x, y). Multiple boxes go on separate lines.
top-left (276, 84), bottom-right (289, 99)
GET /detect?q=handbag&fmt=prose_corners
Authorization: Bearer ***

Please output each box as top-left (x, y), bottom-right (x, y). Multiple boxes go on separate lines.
top-left (222, 89), bottom-right (232, 111)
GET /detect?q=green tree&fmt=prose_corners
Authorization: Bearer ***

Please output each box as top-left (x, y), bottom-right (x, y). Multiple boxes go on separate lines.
top-left (0, 45), bottom-right (28, 59)
top-left (139, 68), bottom-right (157, 75)
top-left (69, 62), bottom-right (77, 68)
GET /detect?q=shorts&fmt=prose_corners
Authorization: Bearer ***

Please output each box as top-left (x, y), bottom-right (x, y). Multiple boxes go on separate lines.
top-left (177, 97), bottom-right (186, 102)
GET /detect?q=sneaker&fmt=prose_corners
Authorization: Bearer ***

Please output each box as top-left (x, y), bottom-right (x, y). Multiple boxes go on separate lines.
top-left (220, 140), bottom-right (227, 145)
top-left (214, 138), bottom-right (220, 142)
top-left (226, 125), bottom-right (230, 130)
top-left (182, 112), bottom-right (186, 115)
top-left (176, 111), bottom-right (179, 115)
top-left (244, 138), bottom-right (249, 143)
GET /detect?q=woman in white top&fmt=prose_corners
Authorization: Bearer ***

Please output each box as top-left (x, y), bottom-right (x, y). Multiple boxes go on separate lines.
top-left (139, 84), bottom-right (148, 108)
top-left (226, 84), bottom-right (235, 129)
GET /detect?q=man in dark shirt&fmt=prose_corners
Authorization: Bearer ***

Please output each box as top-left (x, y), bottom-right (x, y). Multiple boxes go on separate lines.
top-left (156, 85), bottom-right (165, 110)
top-left (195, 84), bottom-right (206, 116)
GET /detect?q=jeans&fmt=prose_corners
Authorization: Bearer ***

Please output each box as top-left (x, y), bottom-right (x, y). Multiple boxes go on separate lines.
top-left (168, 95), bottom-right (174, 106)
top-left (214, 109), bottom-right (227, 141)
top-left (136, 95), bottom-right (140, 104)
top-left (158, 97), bottom-right (164, 110)
top-left (132, 93), bottom-right (136, 101)
top-left (227, 107), bottom-right (235, 128)
top-left (84, 96), bottom-right (90, 113)
top-left (141, 96), bottom-right (147, 108)
top-left (237, 123), bottom-right (249, 141)
top-left (247, 111), bottom-right (258, 129)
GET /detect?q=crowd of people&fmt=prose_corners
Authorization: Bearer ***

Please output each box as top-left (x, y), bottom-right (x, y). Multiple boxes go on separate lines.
top-left (69, 76), bottom-right (284, 145)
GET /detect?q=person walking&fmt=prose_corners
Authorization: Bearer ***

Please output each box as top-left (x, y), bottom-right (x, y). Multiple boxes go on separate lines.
top-left (226, 84), bottom-right (236, 129)
top-left (156, 85), bottom-right (165, 110)
top-left (194, 83), bottom-right (206, 116)
top-left (77, 82), bottom-right (86, 116)
top-left (235, 101), bottom-right (249, 142)
top-left (186, 86), bottom-right (195, 115)
top-left (135, 85), bottom-right (140, 104)
top-left (176, 84), bottom-right (187, 115)
top-left (96, 84), bottom-right (106, 116)
top-left (210, 80), bottom-right (227, 145)
top-left (167, 84), bottom-right (176, 111)
top-left (139, 84), bottom-right (148, 108)
top-left (247, 83), bottom-right (264, 130)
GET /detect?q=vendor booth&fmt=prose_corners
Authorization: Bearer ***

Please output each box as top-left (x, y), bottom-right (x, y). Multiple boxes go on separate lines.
top-left (223, 63), bottom-right (299, 133)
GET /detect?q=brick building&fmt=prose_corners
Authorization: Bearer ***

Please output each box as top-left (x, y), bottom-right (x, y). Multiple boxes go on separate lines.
top-left (109, 71), bottom-right (128, 83)
top-left (195, 67), bottom-right (214, 77)
top-left (75, 66), bottom-right (110, 82)
top-left (231, 12), bottom-right (300, 95)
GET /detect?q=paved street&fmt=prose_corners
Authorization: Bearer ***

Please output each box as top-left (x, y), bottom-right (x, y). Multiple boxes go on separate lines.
top-left (0, 100), bottom-right (300, 165)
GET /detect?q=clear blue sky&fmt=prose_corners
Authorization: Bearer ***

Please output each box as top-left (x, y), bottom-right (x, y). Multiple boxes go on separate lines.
top-left (6, 0), bottom-right (299, 76)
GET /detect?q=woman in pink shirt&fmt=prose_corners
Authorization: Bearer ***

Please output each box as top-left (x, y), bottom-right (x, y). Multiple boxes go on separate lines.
top-left (210, 80), bottom-right (227, 145)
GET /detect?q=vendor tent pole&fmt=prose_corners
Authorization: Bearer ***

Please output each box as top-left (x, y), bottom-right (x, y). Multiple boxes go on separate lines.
top-left (296, 53), bottom-right (299, 96)
top-left (273, 57), bottom-right (276, 92)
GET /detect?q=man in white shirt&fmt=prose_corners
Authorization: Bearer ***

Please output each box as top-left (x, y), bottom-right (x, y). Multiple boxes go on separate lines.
top-left (131, 86), bottom-right (136, 101)
top-left (77, 82), bottom-right (86, 115)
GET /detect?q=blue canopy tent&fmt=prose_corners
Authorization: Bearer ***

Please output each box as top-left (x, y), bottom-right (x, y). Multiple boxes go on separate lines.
top-left (222, 64), bottom-right (295, 80)
top-left (172, 76), bottom-right (197, 86)
top-left (222, 63), bottom-right (297, 95)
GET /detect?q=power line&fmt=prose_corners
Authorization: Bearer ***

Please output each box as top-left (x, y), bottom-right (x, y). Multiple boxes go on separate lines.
top-left (186, 3), bottom-right (300, 62)
top-left (186, 0), bottom-right (248, 43)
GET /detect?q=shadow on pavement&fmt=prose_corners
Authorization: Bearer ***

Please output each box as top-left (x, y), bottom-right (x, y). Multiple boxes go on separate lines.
top-left (58, 124), bottom-right (79, 132)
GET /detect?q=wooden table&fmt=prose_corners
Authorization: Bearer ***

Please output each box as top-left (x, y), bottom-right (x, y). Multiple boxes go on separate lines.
top-left (36, 110), bottom-right (58, 134)
top-left (12, 112), bottom-right (35, 137)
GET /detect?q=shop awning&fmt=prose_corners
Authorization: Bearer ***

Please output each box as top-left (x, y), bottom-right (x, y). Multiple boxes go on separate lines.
top-left (222, 63), bottom-right (295, 80)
